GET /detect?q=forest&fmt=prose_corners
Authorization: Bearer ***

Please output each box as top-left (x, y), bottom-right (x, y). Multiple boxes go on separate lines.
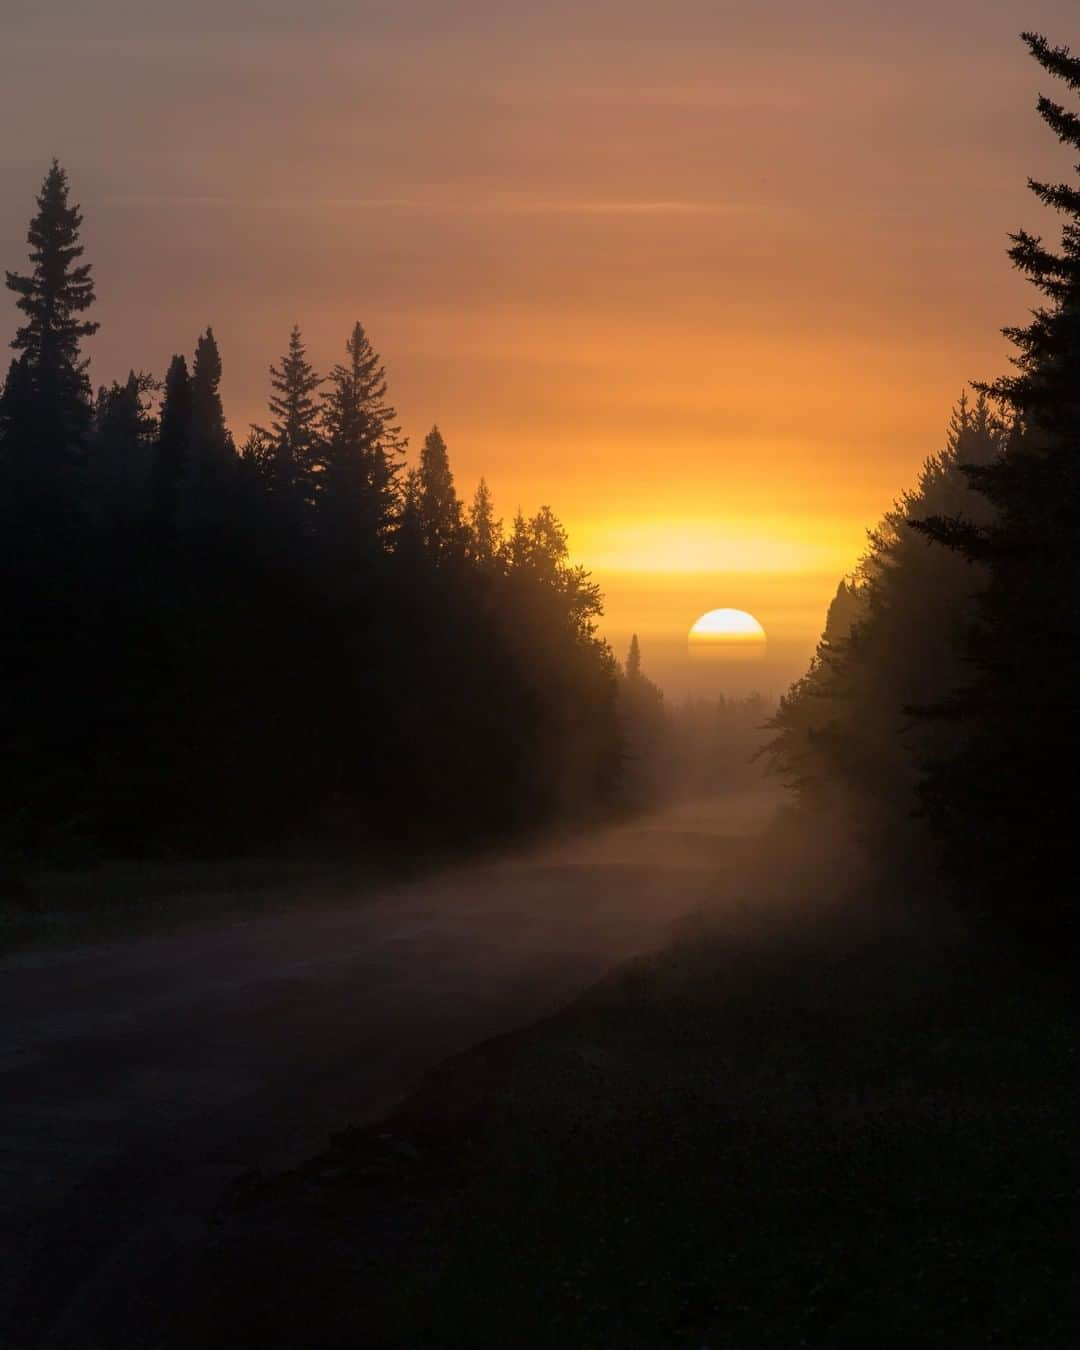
top-left (766, 31), bottom-right (1080, 954)
top-left (7, 21), bottom-right (1080, 1350)
top-left (0, 165), bottom-right (659, 863)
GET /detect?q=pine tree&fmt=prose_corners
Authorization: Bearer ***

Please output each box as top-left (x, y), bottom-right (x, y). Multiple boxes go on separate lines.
top-left (91, 371), bottom-right (157, 514)
top-left (317, 321), bottom-right (404, 542)
top-left (3, 161), bottom-right (98, 463)
top-left (256, 325), bottom-right (321, 498)
top-left (626, 634), bottom-right (642, 680)
top-left (417, 425), bottom-right (464, 560)
top-left (189, 327), bottom-right (232, 462)
top-left (913, 33), bottom-right (1080, 935)
top-left (152, 355), bottom-right (191, 524)
top-left (467, 477), bottom-right (502, 564)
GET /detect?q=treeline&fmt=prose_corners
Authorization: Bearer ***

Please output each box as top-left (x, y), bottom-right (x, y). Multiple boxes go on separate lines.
top-left (617, 635), bottom-right (773, 807)
top-left (0, 165), bottom-right (622, 858)
top-left (768, 30), bottom-right (1080, 948)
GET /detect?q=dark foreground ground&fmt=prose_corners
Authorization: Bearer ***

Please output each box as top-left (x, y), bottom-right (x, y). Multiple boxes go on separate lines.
top-left (200, 829), bottom-right (1080, 1349)
top-left (2, 797), bottom-right (769, 1350)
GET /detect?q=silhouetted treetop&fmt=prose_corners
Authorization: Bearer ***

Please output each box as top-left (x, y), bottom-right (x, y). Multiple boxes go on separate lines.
top-left (3, 161), bottom-right (97, 455)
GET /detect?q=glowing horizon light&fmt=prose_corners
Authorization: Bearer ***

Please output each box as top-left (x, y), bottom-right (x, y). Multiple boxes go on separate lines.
top-left (688, 608), bottom-right (768, 661)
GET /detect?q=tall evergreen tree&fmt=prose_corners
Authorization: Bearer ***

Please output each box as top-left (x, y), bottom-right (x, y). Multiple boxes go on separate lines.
top-left (317, 321), bottom-right (404, 542)
top-left (626, 633), bottom-right (642, 680)
top-left (189, 327), bottom-right (233, 462)
top-left (91, 371), bottom-right (157, 515)
top-left (256, 325), bottom-right (321, 499)
top-left (152, 355), bottom-right (192, 525)
top-left (417, 425), bottom-right (464, 561)
top-left (3, 161), bottom-right (97, 464)
top-left (467, 477), bottom-right (502, 564)
top-left (915, 32), bottom-right (1080, 936)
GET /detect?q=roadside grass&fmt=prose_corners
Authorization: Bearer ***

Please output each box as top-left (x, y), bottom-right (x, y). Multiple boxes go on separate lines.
top-left (202, 844), bottom-right (1080, 1348)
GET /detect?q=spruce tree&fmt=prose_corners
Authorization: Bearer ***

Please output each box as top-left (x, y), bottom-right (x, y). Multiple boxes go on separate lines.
top-left (467, 477), bottom-right (502, 564)
top-left (256, 325), bottom-right (321, 498)
top-left (91, 371), bottom-right (157, 514)
top-left (914, 32), bottom-right (1080, 934)
top-left (189, 327), bottom-right (233, 461)
top-left (417, 425), bottom-right (464, 560)
top-left (3, 161), bottom-right (97, 463)
top-left (152, 355), bottom-right (192, 524)
top-left (317, 321), bottom-right (404, 542)
top-left (626, 633), bottom-right (642, 680)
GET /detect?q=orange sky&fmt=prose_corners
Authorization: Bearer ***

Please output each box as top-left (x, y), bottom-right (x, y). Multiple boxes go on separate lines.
top-left (1, 1), bottom-right (1074, 694)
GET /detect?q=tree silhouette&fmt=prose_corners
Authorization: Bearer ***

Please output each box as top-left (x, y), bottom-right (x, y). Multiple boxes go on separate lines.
top-left (417, 425), bottom-right (465, 561)
top-left (318, 322), bottom-right (404, 544)
top-left (256, 325), bottom-right (321, 500)
top-left (467, 477), bottom-right (502, 564)
top-left (3, 161), bottom-right (97, 464)
top-left (190, 327), bottom-right (233, 462)
top-left (152, 355), bottom-right (191, 526)
top-left (626, 634), bottom-right (642, 680)
top-left (912, 32), bottom-right (1080, 938)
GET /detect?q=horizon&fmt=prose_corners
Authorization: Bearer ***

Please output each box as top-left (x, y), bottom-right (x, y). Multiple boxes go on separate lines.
top-left (5, 0), bottom-right (1077, 696)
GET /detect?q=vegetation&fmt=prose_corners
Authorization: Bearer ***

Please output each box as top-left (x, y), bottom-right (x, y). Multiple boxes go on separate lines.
top-left (769, 31), bottom-right (1080, 950)
top-left (0, 164), bottom-right (625, 862)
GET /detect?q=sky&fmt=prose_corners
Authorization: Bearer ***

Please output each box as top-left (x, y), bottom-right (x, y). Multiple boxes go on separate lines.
top-left (2, 0), bottom-right (1078, 695)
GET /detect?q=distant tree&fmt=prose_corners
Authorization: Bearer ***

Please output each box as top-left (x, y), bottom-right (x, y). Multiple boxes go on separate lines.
top-left (626, 633), bottom-right (642, 680)
top-left (317, 322), bottom-right (404, 543)
top-left (256, 325), bottom-right (321, 500)
top-left (467, 477), bottom-right (502, 564)
top-left (767, 390), bottom-right (1002, 828)
top-left (189, 327), bottom-right (233, 462)
top-left (91, 371), bottom-right (157, 515)
top-left (3, 161), bottom-right (97, 465)
top-left (417, 425), bottom-right (465, 561)
top-left (151, 355), bottom-right (191, 525)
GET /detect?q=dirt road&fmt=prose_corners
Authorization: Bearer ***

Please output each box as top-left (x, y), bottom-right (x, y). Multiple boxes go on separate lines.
top-left (0, 796), bottom-right (773, 1349)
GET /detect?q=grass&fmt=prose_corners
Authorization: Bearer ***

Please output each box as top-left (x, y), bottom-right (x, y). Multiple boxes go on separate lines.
top-left (198, 830), bottom-right (1080, 1348)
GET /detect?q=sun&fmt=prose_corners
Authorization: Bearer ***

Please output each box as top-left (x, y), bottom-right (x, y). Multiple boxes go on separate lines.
top-left (688, 608), bottom-right (767, 662)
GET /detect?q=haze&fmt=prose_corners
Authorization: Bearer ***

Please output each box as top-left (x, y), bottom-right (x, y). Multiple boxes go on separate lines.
top-left (2, 0), bottom-right (1072, 689)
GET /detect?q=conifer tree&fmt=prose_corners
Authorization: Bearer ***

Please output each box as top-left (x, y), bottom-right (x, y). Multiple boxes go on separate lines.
top-left (626, 633), bottom-right (642, 680)
top-left (256, 325), bottom-right (321, 498)
top-left (3, 161), bottom-right (97, 461)
top-left (91, 371), bottom-right (157, 513)
top-left (152, 355), bottom-right (191, 524)
top-left (317, 321), bottom-right (404, 541)
top-left (189, 327), bottom-right (233, 461)
top-left (417, 425), bottom-right (464, 560)
top-left (914, 33), bottom-right (1080, 932)
top-left (467, 477), bottom-right (502, 564)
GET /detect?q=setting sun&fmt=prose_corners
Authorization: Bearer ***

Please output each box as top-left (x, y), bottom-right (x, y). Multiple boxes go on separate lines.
top-left (688, 608), bottom-right (767, 661)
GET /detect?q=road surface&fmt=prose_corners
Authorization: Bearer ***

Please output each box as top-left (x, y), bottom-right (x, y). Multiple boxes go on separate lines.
top-left (0, 796), bottom-right (772, 1349)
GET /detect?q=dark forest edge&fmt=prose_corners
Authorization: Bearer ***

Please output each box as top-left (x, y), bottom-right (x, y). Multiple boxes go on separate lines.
top-left (0, 162), bottom-right (768, 899)
top-left (766, 31), bottom-right (1080, 956)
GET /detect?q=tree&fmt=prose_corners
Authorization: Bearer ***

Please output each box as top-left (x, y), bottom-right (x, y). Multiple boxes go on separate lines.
top-left (626, 634), bottom-right (642, 680)
top-left (766, 392), bottom-right (1002, 828)
top-left (317, 321), bottom-right (404, 542)
top-left (256, 325), bottom-right (321, 499)
top-left (91, 371), bottom-right (157, 515)
top-left (189, 327), bottom-right (233, 462)
top-left (3, 161), bottom-right (97, 462)
top-left (913, 33), bottom-right (1080, 937)
top-left (467, 477), bottom-right (502, 564)
top-left (417, 425), bottom-right (464, 561)
top-left (151, 355), bottom-right (191, 525)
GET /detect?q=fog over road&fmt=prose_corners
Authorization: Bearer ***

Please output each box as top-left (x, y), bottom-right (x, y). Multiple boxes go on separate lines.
top-left (0, 794), bottom-right (775, 1348)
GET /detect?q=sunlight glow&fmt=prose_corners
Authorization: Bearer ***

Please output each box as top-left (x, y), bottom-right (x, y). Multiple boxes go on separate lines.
top-left (688, 609), bottom-right (768, 661)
